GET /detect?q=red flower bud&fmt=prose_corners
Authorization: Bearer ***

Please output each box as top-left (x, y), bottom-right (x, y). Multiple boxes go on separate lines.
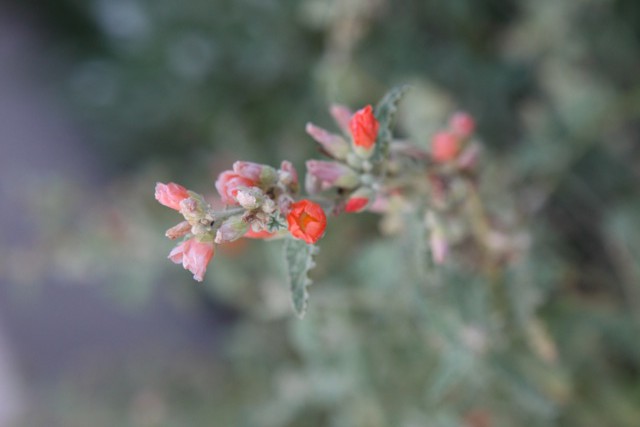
top-left (287, 199), bottom-right (327, 244)
top-left (349, 105), bottom-right (379, 158)
top-left (155, 182), bottom-right (190, 211)
top-left (168, 237), bottom-right (215, 282)
top-left (344, 187), bottom-right (375, 213)
top-left (431, 131), bottom-right (461, 163)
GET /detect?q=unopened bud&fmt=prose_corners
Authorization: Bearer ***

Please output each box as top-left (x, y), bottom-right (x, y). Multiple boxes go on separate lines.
top-left (305, 123), bottom-right (350, 160)
top-left (306, 160), bottom-right (360, 190)
top-left (233, 161), bottom-right (277, 188)
top-left (345, 187), bottom-right (375, 213)
top-left (278, 160), bottom-right (299, 194)
top-left (235, 187), bottom-right (265, 210)
top-left (215, 216), bottom-right (249, 244)
top-left (165, 221), bottom-right (191, 240)
top-left (449, 111), bottom-right (475, 139)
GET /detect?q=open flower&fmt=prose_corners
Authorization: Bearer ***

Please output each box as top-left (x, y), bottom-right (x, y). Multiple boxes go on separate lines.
top-left (168, 237), bottom-right (215, 282)
top-left (349, 105), bottom-right (379, 158)
top-left (155, 182), bottom-right (190, 211)
top-left (287, 199), bottom-right (327, 244)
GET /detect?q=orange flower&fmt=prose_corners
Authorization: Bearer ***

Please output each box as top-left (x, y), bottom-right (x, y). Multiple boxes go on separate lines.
top-left (287, 199), bottom-right (327, 244)
top-left (349, 105), bottom-right (379, 157)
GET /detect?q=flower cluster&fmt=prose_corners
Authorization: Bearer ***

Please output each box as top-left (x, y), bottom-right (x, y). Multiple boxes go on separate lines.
top-left (156, 90), bottom-right (498, 288)
top-left (305, 104), bottom-right (380, 213)
top-left (156, 161), bottom-right (326, 281)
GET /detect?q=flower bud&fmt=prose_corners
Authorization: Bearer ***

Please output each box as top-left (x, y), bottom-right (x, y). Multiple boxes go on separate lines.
top-left (233, 161), bottom-right (278, 188)
top-left (278, 160), bottom-right (299, 193)
top-left (234, 187), bottom-right (266, 210)
top-left (179, 195), bottom-right (208, 223)
top-left (287, 199), bottom-right (327, 244)
top-left (431, 131), bottom-right (461, 163)
top-left (155, 182), bottom-right (190, 211)
top-left (168, 237), bottom-right (215, 282)
top-left (215, 170), bottom-right (255, 205)
top-left (344, 187), bottom-right (375, 213)
top-left (215, 216), bottom-right (249, 244)
top-left (305, 160), bottom-right (360, 190)
top-left (305, 123), bottom-right (350, 160)
top-left (349, 105), bottom-right (379, 159)
top-left (165, 221), bottom-right (191, 240)
top-left (449, 111), bottom-right (475, 139)
top-left (329, 104), bottom-right (352, 134)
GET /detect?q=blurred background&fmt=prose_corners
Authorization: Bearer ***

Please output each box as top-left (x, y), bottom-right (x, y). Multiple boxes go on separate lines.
top-left (0, 0), bottom-right (639, 426)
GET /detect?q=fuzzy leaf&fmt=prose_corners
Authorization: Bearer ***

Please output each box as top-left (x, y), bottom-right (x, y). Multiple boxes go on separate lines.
top-left (373, 84), bottom-right (411, 161)
top-left (284, 238), bottom-right (319, 318)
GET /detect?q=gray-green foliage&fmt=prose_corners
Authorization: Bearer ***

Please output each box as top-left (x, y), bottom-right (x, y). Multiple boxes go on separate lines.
top-left (284, 238), bottom-right (319, 318)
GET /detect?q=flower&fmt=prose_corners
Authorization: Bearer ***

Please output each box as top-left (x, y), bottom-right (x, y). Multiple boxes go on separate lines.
top-left (431, 131), bottom-right (461, 163)
top-left (168, 237), bottom-right (215, 282)
top-left (349, 105), bottom-right (379, 158)
top-left (305, 160), bottom-right (360, 190)
top-left (155, 182), bottom-right (190, 211)
top-left (449, 111), bottom-right (475, 139)
top-left (215, 171), bottom-right (256, 205)
top-left (287, 199), bottom-right (327, 244)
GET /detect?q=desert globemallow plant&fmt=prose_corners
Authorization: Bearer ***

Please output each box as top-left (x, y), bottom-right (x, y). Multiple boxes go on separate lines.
top-left (156, 86), bottom-right (506, 317)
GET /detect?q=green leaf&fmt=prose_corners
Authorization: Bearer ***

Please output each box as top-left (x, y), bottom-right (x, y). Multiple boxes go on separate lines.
top-left (284, 238), bottom-right (319, 318)
top-left (373, 84), bottom-right (411, 161)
